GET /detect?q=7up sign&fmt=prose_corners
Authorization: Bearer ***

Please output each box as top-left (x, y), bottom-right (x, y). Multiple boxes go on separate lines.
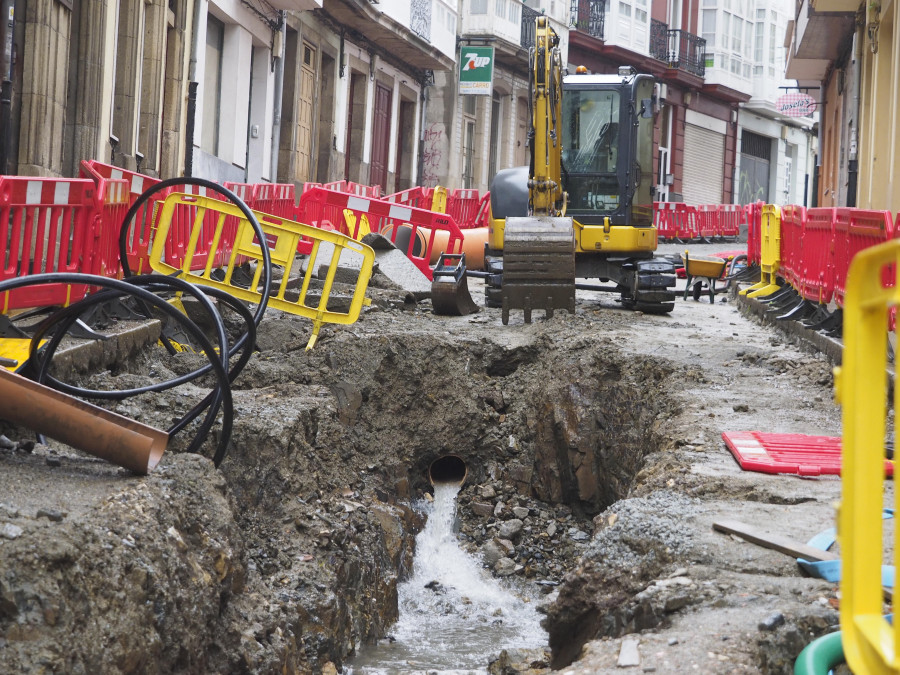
top-left (459, 46), bottom-right (494, 96)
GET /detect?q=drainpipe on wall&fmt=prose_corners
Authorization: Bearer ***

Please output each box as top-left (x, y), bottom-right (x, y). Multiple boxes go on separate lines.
top-left (270, 12), bottom-right (285, 183)
top-left (185, 0), bottom-right (203, 177)
top-left (417, 81), bottom-right (428, 187)
top-left (0, 0), bottom-right (14, 175)
top-left (846, 30), bottom-right (860, 207)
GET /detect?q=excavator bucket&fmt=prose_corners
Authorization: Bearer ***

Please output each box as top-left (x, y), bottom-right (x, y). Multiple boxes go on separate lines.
top-left (501, 217), bottom-right (576, 325)
top-left (431, 252), bottom-right (480, 316)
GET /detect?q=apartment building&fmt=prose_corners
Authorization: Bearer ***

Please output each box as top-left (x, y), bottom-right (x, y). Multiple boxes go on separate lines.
top-left (3, 0), bottom-right (455, 192)
top-left (786, 0), bottom-right (900, 212)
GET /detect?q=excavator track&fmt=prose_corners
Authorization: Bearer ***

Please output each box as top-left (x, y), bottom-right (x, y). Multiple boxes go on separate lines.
top-left (500, 216), bottom-right (576, 324)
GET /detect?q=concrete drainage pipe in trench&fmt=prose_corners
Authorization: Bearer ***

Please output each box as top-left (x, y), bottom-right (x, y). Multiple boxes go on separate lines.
top-left (428, 455), bottom-right (468, 487)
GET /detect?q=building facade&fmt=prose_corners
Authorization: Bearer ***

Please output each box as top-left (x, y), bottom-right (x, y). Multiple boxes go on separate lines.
top-left (786, 0), bottom-right (899, 213)
top-left (4, 0), bottom-right (821, 212)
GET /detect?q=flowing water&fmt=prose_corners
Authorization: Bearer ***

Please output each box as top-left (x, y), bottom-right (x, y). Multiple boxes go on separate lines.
top-left (345, 483), bottom-right (547, 674)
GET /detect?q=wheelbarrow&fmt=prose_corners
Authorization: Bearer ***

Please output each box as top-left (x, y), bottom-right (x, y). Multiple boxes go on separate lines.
top-left (681, 250), bottom-right (728, 303)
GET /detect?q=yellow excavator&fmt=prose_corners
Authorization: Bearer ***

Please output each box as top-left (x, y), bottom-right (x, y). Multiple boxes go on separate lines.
top-left (485, 17), bottom-right (676, 322)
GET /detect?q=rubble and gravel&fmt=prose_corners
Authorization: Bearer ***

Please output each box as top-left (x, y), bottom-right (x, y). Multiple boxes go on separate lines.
top-left (0, 241), bottom-right (865, 674)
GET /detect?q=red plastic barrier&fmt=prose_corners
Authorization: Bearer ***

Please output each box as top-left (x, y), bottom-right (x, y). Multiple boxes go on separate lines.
top-left (78, 160), bottom-right (130, 280)
top-left (472, 191), bottom-right (492, 229)
top-left (779, 204), bottom-right (805, 288)
top-left (296, 186), bottom-right (464, 280)
top-left (696, 204), bottom-right (718, 239)
top-left (323, 180), bottom-right (381, 198)
top-left (719, 204), bottom-right (741, 238)
top-left (826, 209), bottom-right (892, 309)
top-left (831, 208), bottom-right (851, 307)
top-left (746, 201), bottom-right (763, 265)
top-left (653, 202), bottom-right (678, 240)
top-left (799, 208), bottom-right (836, 304)
top-left (384, 187), bottom-right (435, 211)
top-left (254, 183), bottom-right (296, 219)
top-left (850, 209), bottom-right (894, 299)
top-left (0, 177), bottom-right (97, 312)
top-left (674, 203), bottom-right (699, 240)
top-left (82, 160), bottom-right (164, 276)
top-left (446, 189), bottom-right (484, 229)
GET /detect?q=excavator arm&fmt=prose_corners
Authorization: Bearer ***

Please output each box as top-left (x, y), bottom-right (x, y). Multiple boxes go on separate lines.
top-left (528, 17), bottom-right (566, 217)
top-left (499, 16), bottom-right (576, 325)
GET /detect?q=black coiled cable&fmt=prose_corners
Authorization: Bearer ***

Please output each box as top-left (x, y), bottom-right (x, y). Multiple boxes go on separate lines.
top-left (0, 179), bottom-right (273, 467)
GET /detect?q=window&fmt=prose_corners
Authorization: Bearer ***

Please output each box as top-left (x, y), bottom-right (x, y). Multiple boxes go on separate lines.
top-left (754, 17), bottom-right (763, 62)
top-left (495, 0), bottom-right (505, 17)
top-left (471, 0), bottom-right (487, 14)
top-left (731, 15), bottom-right (741, 53)
top-left (744, 20), bottom-right (752, 57)
top-left (768, 22), bottom-right (776, 65)
top-left (636, 8), bottom-right (646, 22)
top-left (507, 1), bottom-right (518, 22)
top-left (702, 9), bottom-right (716, 49)
top-left (619, 1), bottom-right (631, 17)
top-left (202, 13), bottom-right (224, 155)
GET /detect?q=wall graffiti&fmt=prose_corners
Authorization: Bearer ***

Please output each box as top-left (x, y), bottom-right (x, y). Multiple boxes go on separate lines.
top-left (422, 123), bottom-right (443, 186)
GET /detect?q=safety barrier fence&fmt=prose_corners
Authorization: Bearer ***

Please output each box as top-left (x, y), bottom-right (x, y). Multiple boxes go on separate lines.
top-left (149, 192), bottom-right (375, 350)
top-left (0, 177), bottom-right (98, 313)
top-left (296, 186), bottom-right (465, 281)
top-left (384, 187), bottom-right (435, 211)
top-left (81, 160), bottom-right (163, 276)
top-left (743, 203), bottom-right (897, 327)
top-left (654, 201), bottom-right (745, 241)
top-left (77, 161), bottom-right (131, 280)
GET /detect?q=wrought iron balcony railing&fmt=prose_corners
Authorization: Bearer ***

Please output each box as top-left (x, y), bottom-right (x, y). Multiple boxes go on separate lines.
top-left (569, 0), bottom-right (605, 40)
top-left (520, 5), bottom-right (541, 50)
top-left (650, 20), bottom-right (706, 78)
top-left (650, 19), bottom-right (668, 61)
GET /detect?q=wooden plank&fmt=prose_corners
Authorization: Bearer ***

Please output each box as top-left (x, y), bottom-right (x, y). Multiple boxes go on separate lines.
top-left (712, 519), bottom-right (839, 561)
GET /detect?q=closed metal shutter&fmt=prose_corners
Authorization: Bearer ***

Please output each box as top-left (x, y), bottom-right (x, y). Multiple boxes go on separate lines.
top-left (683, 123), bottom-right (725, 205)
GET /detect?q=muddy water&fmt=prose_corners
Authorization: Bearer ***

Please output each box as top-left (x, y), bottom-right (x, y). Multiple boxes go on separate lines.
top-left (346, 483), bottom-right (546, 674)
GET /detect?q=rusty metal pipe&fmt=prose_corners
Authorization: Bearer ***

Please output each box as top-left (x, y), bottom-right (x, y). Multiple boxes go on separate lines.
top-left (0, 368), bottom-right (168, 474)
top-left (428, 455), bottom-right (468, 487)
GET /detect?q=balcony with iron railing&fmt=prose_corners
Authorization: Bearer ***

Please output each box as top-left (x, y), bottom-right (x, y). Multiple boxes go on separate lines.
top-left (568, 0), bottom-right (605, 40)
top-left (520, 5), bottom-right (541, 49)
top-left (650, 18), bottom-right (706, 77)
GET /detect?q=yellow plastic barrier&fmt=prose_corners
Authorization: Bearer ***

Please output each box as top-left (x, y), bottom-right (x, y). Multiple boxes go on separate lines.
top-left (150, 193), bottom-right (374, 350)
top-left (741, 203), bottom-right (781, 297)
top-left (834, 238), bottom-right (899, 674)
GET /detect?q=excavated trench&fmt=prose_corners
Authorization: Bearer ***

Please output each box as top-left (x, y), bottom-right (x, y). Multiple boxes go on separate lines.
top-left (0, 304), bottom-right (680, 674)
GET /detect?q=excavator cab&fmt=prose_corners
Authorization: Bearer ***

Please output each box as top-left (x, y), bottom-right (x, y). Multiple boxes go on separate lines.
top-left (561, 72), bottom-right (656, 232)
